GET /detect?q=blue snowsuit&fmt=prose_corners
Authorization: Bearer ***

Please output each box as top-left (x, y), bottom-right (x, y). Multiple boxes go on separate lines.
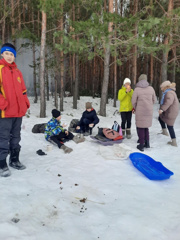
top-left (45, 117), bottom-right (74, 148)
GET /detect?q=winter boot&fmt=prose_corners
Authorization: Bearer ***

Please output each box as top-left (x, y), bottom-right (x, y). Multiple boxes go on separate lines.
top-left (137, 144), bottom-right (144, 152)
top-left (0, 159), bottom-right (11, 177)
top-left (162, 128), bottom-right (169, 136)
top-left (122, 129), bottom-right (126, 138)
top-left (61, 145), bottom-right (73, 154)
top-left (73, 135), bottom-right (85, 144)
top-left (9, 148), bottom-right (26, 170)
top-left (144, 140), bottom-right (150, 148)
top-left (126, 128), bottom-right (131, 139)
top-left (89, 127), bottom-right (93, 135)
top-left (76, 133), bottom-right (81, 138)
top-left (83, 131), bottom-right (90, 136)
top-left (167, 138), bottom-right (177, 147)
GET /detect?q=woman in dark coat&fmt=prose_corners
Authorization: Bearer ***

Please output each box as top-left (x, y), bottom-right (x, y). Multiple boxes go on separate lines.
top-left (76, 102), bottom-right (99, 136)
top-left (159, 81), bottom-right (179, 147)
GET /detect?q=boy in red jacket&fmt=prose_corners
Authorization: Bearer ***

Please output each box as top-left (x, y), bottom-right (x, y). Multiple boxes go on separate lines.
top-left (0, 43), bottom-right (30, 177)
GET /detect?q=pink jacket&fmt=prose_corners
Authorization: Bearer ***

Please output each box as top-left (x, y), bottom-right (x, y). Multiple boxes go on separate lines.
top-left (160, 87), bottom-right (179, 126)
top-left (132, 80), bottom-right (156, 128)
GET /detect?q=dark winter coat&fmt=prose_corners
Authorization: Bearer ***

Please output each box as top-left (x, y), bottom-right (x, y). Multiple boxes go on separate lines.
top-left (160, 87), bottom-right (179, 126)
top-left (0, 58), bottom-right (30, 118)
top-left (79, 109), bottom-right (99, 126)
top-left (131, 79), bottom-right (157, 128)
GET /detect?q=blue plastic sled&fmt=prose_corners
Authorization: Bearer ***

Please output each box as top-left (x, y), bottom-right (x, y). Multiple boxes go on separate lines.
top-left (90, 136), bottom-right (123, 146)
top-left (129, 152), bottom-right (174, 180)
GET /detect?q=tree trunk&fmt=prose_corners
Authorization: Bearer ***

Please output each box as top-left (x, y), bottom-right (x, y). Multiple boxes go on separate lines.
top-left (113, 0), bottom-right (118, 107)
top-left (38, 11), bottom-right (40, 38)
top-left (113, 62), bottom-right (117, 108)
top-left (2, 0), bottom-right (6, 44)
top-left (162, 51), bottom-right (168, 81)
top-left (32, 42), bottom-right (38, 103)
top-left (104, 0), bottom-right (106, 11)
top-left (150, 54), bottom-right (153, 84)
top-left (69, 54), bottom-right (73, 94)
top-left (18, 0), bottom-right (21, 30)
top-left (46, 68), bottom-right (49, 101)
top-left (74, 55), bottom-right (79, 109)
top-left (161, 0), bottom-right (173, 83)
top-left (54, 71), bottom-right (58, 109)
top-left (11, 0), bottom-right (15, 45)
top-left (59, 4), bottom-right (64, 111)
top-left (72, 52), bottom-right (77, 108)
top-left (72, 4), bottom-right (78, 109)
top-left (149, 0), bottom-right (154, 84)
top-left (120, 0), bottom-right (123, 16)
top-left (92, 55), bottom-right (96, 98)
top-left (32, 7), bottom-right (38, 103)
top-left (39, 9), bottom-right (47, 118)
top-left (172, 47), bottom-right (176, 82)
top-left (100, 45), bottom-right (110, 116)
top-left (45, 46), bottom-right (49, 102)
top-left (77, 4), bottom-right (80, 101)
top-left (23, 3), bottom-right (26, 22)
top-left (100, 0), bottom-right (113, 116)
top-left (131, 0), bottom-right (138, 86)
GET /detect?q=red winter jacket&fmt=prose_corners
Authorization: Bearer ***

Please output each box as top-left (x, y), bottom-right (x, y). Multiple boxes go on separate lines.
top-left (0, 58), bottom-right (30, 118)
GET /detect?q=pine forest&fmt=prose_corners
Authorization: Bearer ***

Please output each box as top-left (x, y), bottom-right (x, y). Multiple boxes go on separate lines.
top-left (0, 0), bottom-right (180, 117)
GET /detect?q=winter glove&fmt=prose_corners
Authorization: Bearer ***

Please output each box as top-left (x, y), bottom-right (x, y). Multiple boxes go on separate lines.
top-left (36, 149), bottom-right (47, 156)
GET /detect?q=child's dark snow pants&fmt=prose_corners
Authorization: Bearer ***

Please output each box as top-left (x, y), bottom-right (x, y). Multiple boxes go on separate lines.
top-left (0, 117), bottom-right (22, 161)
top-left (50, 131), bottom-right (74, 148)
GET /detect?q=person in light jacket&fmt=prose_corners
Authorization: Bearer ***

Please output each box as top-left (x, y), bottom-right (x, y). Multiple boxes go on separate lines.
top-left (158, 80), bottom-right (179, 147)
top-left (118, 78), bottom-right (134, 139)
top-left (132, 74), bottom-right (157, 151)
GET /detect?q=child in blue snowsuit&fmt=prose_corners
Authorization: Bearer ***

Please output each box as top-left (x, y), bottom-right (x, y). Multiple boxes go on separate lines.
top-left (45, 109), bottom-right (84, 153)
top-left (76, 102), bottom-right (99, 136)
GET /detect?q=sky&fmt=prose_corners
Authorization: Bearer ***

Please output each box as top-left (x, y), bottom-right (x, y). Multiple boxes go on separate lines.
top-left (0, 96), bottom-right (180, 240)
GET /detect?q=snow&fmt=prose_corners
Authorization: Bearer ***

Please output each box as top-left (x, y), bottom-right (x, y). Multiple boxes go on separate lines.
top-left (1, 96), bottom-right (180, 240)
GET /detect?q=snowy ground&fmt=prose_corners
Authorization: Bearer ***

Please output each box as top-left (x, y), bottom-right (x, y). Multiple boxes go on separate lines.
top-left (1, 96), bottom-right (180, 240)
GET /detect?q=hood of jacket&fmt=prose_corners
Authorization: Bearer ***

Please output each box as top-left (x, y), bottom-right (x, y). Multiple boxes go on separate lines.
top-left (136, 79), bottom-right (149, 88)
top-left (168, 86), bottom-right (176, 92)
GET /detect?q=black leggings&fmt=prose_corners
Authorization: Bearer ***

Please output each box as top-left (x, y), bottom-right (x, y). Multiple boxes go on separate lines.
top-left (121, 111), bottom-right (132, 130)
top-left (50, 131), bottom-right (74, 148)
top-left (158, 117), bottom-right (176, 139)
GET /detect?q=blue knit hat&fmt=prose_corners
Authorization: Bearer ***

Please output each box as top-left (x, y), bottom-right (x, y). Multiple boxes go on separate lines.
top-left (1, 43), bottom-right (16, 57)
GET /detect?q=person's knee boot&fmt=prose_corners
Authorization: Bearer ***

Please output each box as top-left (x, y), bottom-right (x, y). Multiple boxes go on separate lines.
top-left (162, 128), bottom-right (169, 136)
top-left (167, 138), bottom-right (177, 147)
top-left (73, 135), bottom-right (85, 144)
top-left (0, 159), bottom-right (11, 177)
top-left (9, 148), bottom-right (26, 170)
top-left (137, 144), bottom-right (144, 152)
top-left (122, 129), bottom-right (126, 138)
top-left (126, 128), bottom-right (131, 139)
top-left (144, 140), bottom-right (150, 148)
top-left (61, 145), bottom-right (73, 153)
